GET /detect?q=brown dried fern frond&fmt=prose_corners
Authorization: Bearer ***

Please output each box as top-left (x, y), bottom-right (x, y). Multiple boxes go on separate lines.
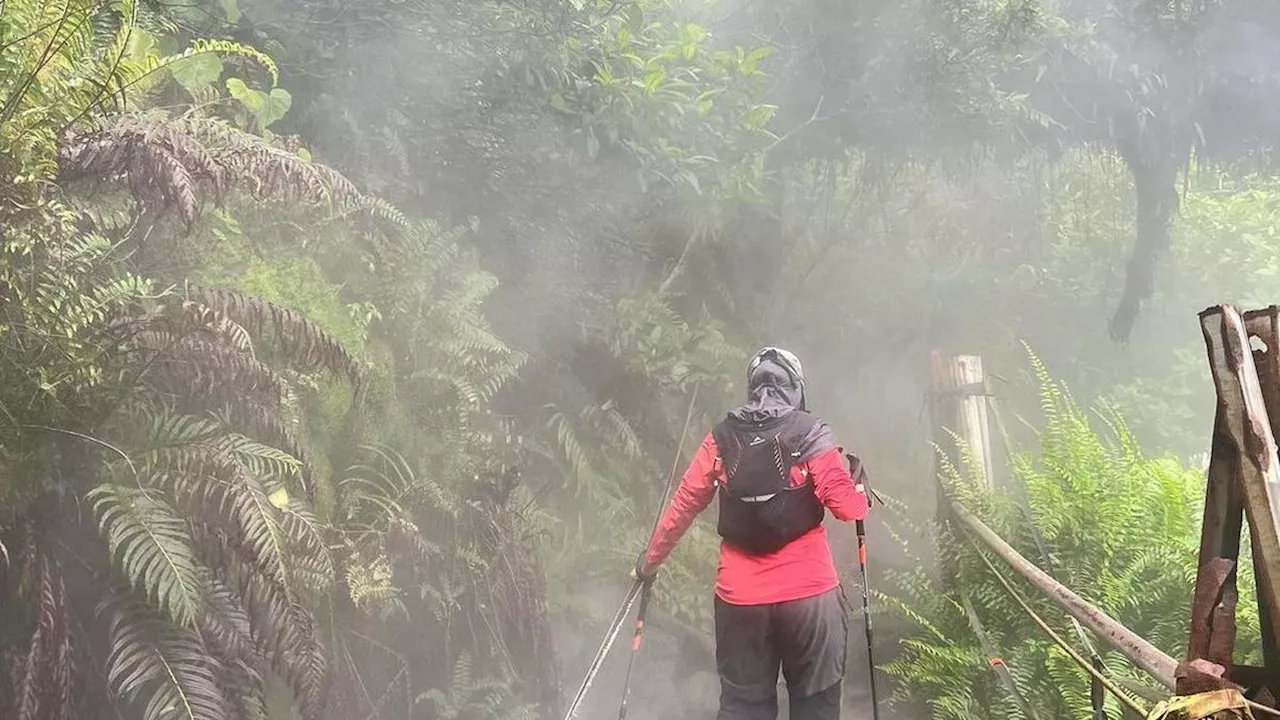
top-left (13, 552), bottom-right (74, 720)
top-left (59, 113), bottom-right (366, 228)
top-left (60, 112), bottom-right (223, 227)
top-left (211, 540), bottom-right (327, 713)
top-left (100, 592), bottom-right (232, 720)
top-left (191, 287), bottom-right (362, 385)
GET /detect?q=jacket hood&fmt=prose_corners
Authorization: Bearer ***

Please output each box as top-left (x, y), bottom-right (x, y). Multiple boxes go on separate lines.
top-left (727, 357), bottom-right (806, 424)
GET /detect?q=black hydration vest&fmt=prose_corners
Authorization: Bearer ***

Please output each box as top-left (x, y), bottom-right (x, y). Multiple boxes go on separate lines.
top-left (711, 410), bottom-right (825, 555)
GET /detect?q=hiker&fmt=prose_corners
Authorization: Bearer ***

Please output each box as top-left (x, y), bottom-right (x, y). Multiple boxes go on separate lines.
top-left (634, 347), bottom-right (871, 720)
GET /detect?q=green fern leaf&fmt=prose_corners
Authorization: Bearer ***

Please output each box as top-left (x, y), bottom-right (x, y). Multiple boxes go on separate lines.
top-left (89, 484), bottom-right (208, 627)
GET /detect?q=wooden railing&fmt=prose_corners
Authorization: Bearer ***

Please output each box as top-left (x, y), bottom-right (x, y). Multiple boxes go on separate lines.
top-left (928, 304), bottom-right (1280, 713)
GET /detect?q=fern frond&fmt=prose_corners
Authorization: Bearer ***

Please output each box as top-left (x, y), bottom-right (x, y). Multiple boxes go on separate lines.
top-left (89, 484), bottom-right (208, 628)
top-left (199, 579), bottom-right (258, 663)
top-left (154, 39), bottom-right (279, 87)
top-left (102, 594), bottom-right (231, 720)
top-left (207, 471), bottom-right (295, 601)
top-left (60, 112), bottom-right (366, 226)
top-left (13, 552), bottom-right (74, 720)
top-left (192, 287), bottom-right (362, 384)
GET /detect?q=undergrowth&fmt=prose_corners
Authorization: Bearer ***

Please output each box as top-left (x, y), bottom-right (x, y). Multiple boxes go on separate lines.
top-left (879, 350), bottom-right (1261, 719)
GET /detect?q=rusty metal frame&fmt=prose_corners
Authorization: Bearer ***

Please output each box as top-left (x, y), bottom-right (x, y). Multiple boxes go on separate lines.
top-left (1190, 305), bottom-right (1280, 707)
top-left (1242, 308), bottom-right (1280, 697)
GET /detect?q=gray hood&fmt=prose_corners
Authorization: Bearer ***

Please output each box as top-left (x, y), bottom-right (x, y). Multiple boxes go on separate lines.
top-left (726, 356), bottom-right (836, 463)
top-left (727, 358), bottom-right (806, 424)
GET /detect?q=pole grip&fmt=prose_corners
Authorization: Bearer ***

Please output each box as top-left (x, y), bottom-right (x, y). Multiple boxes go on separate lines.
top-left (846, 452), bottom-right (873, 508)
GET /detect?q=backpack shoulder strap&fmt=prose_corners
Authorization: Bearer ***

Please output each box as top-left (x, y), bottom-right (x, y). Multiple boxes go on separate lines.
top-left (710, 419), bottom-right (736, 480)
top-left (777, 411), bottom-right (821, 462)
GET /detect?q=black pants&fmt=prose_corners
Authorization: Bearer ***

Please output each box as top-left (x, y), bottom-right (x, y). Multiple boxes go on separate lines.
top-left (714, 587), bottom-right (848, 720)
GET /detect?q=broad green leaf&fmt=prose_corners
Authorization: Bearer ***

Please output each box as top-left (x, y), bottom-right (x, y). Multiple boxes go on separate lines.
top-left (125, 28), bottom-right (157, 62)
top-left (625, 4), bottom-right (644, 32)
top-left (169, 53), bottom-right (223, 90)
top-left (643, 70), bottom-right (665, 93)
top-left (258, 88), bottom-right (292, 128)
top-left (746, 104), bottom-right (777, 129)
top-left (226, 77), bottom-right (264, 113)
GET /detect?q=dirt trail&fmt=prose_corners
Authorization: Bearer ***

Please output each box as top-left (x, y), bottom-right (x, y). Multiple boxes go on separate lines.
top-left (550, 578), bottom-right (923, 720)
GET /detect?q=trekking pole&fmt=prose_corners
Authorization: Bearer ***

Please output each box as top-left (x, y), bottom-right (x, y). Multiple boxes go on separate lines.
top-left (847, 453), bottom-right (881, 720)
top-left (616, 579), bottom-right (653, 720)
top-left (561, 579), bottom-right (644, 720)
top-left (561, 385), bottom-right (700, 720)
top-left (615, 383), bottom-right (699, 720)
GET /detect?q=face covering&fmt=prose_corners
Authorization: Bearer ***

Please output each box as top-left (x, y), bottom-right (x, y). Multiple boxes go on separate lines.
top-left (727, 358), bottom-right (806, 424)
top-left (725, 355), bottom-right (835, 463)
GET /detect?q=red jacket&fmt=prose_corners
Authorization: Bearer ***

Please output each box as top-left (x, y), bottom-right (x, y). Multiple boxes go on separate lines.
top-left (642, 431), bottom-right (869, 606)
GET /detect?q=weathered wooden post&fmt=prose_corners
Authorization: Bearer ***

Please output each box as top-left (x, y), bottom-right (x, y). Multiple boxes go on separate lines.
top-left (928, 351), bottom-right (1046, 709)
top-left (928, 351), bottom-right (995, 491)
top-left (1189, 304), bottom-right (1280, 708)
top-left (928, 351), bottom-right (995, 589)
top-left (1242, 308), bottom-right (1280, 701)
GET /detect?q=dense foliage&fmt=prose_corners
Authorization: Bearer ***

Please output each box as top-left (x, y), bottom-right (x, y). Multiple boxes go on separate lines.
top-left (4, 0), bottom-right (1280, 718)
top-left (881, 355), bottom-right (1261, 719)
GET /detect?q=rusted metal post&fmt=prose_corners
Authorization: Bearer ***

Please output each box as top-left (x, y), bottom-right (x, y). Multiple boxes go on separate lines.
top-left (1198, 305), bottom-right (1280, 703)
top-left (1241, 308), bottom-right (1280, 703)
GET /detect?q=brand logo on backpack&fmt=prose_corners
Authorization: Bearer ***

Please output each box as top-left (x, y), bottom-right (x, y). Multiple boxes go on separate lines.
top-left (711, 412), bottom-right (825, 555)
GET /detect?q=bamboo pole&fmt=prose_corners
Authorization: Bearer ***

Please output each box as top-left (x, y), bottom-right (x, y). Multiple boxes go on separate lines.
top-left (949, 499), bottom-right (1180, 689)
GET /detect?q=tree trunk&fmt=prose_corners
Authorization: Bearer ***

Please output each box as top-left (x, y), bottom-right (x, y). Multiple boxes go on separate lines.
top-left (1110, 146), bottom-right (1180, 342)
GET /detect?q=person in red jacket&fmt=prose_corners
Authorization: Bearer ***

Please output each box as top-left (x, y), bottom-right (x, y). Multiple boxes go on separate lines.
top-left (635, 346), bottom-right (870, 720)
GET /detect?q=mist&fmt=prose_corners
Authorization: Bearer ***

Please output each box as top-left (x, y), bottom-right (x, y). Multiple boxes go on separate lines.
top-left (4, 0), bottom-right (1280, 718)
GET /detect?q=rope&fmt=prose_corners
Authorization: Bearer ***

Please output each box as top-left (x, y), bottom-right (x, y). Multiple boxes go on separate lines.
top-left (954, 478), bottom-right (1280, 720)
top-left (971, 545), bottom-right (1151, 717)
top-left (935, 381), bottom-right (1145, 715)
top-left (987, 392), bottom-right (1111, 720)
top-left (648, 382), bottom-right (700, 545)
top-left (979, 386), bottom-right (1280, 719)
top-left (959, 588), bottom-right (1041, 720)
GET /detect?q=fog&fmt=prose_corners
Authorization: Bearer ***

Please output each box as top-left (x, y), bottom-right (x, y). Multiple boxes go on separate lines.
top-left (5, 0), bottom-right (1280, 718)
top-left (180, 0), bottom-right (1280, 714)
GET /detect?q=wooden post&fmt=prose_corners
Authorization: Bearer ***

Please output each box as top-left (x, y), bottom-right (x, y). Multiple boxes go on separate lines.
top-left (1182, 404), bottom-right (1244, 694)
top-left (928, 352), bottom-right (995, 490)
top-left (1194, 305), bottom-right (1280, 706)
top-left (930, 351), bottom-right (996, 589)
